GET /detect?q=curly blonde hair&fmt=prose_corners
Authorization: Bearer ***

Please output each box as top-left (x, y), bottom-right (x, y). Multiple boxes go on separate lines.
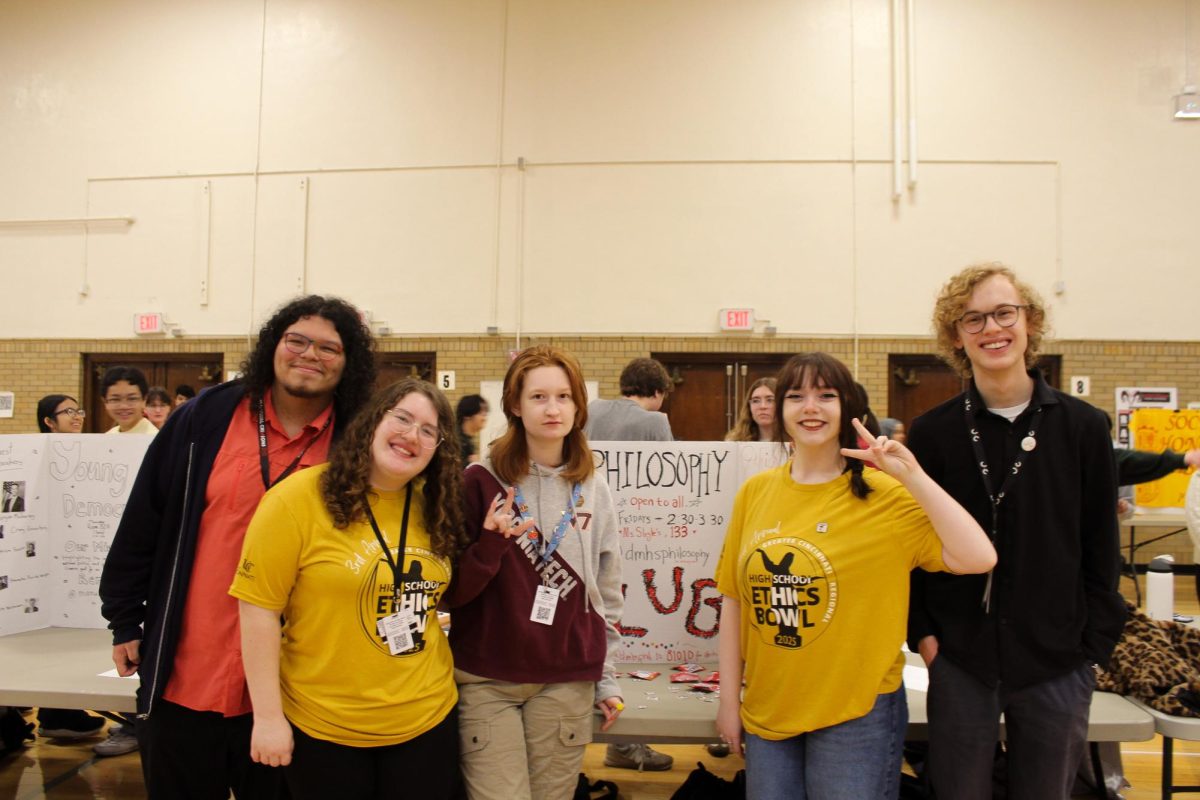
top-left (321, 379), bottom-right (467, 560)
top-left (932, 262), bottom-right (1048, 377)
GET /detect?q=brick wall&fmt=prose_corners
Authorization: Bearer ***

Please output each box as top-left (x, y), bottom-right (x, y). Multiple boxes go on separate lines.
top-left (3, 335), bottom-right (1198, 436)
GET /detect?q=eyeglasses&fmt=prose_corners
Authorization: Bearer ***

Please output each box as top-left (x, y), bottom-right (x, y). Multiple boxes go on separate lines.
top-left (104, 394), bottom-right (144, 406)
top-left (55, 408), bottom-right (86, 419)
top-left (282, 331), bottom-right (344, 362)
top-left (385, 409), bottom-right (442, 449)
top-left (956, 304), bottom-right (1027, 335)
top-left (146, 403), bottom-right (171, 410)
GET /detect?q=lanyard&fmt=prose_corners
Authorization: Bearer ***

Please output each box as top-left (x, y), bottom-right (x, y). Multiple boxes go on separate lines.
top-left (365, 483), bottom-right (414, 604)
top-left (963, 390), bottom-right (1044, 611)
top-left (256, 397), bottom-right (332, 492)
top-left (513, 481), bottom-right (582, 570)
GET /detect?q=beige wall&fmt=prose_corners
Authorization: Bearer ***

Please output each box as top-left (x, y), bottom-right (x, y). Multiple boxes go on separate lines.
top-left (0, 0), bottom-right (1197, 344)
top-left (5, 334), bottom-right (1200, 436)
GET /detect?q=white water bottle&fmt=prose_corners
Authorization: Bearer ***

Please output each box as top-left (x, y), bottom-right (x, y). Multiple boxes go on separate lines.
top-left (1146, 554), bottom-right (1175, 622)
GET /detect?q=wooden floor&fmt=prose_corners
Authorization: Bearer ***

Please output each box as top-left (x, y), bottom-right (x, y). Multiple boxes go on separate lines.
top-left (3, 574), bottom-right (1198, 799)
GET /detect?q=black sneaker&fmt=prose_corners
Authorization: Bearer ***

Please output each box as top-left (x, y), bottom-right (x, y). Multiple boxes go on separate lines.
top-left (37, 710), bottom-right (105, 740)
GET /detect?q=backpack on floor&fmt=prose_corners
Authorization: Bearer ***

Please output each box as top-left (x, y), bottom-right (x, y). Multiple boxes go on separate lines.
top-left (0, 707), bottom-right (35, 754)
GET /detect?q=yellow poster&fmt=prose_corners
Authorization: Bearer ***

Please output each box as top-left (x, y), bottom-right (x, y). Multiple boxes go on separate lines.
top-left (1130, 408), bottom-right (1200, 507)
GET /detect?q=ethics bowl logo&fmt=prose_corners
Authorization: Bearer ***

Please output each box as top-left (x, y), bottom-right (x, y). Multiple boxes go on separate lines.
top-left (356, 546), bottom-right (449, 657)
top-left (743, 537), bottom-right (836, 649)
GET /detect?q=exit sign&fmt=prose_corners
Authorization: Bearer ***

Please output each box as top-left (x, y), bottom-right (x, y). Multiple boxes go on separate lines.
top-left (133, 312), bottom-right (165, 335)
top-left (719, 308), bottom-right (755, 331)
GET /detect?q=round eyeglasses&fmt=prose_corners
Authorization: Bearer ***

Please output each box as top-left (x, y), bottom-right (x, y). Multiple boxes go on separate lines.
top-left (55, 408), bottom-right (86, 419)
top-left (385, 409), bottom-right (443, 449)
top-left (282, 331), bottom-right (344, 362)
top-left (956, 304), bottom-right (1027, 335)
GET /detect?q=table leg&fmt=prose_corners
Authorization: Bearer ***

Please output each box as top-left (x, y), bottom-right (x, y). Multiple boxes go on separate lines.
top-left (1163, 734), bottom-right (1173, 800)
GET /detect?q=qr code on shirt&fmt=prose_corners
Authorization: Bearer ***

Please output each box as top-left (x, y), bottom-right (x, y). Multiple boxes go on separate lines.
top-left (535, 606), bottom-right (552, 622)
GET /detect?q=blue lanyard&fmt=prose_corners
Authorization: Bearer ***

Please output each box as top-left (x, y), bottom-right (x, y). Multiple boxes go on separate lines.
top-left (513, 481), bottom-right (582, 568)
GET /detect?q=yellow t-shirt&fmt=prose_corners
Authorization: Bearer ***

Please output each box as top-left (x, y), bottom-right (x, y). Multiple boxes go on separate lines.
top-left (715, 465), bottom-right (947, 739)
top-left (229, 465), bottom-right (456, 747)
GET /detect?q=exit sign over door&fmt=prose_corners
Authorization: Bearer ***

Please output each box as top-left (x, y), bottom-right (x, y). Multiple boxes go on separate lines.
top-left (719, 308), bottom-right (755, 331)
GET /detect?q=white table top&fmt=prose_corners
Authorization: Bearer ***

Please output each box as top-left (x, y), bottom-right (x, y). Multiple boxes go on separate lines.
top-left (1122, 509), bottom-right (1187, 529)
top-left (0, 628), bottom-right (1154, 744)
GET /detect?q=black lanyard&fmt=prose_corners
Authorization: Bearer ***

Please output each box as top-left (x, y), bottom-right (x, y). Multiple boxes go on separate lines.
top-left (365, 483), bottom-right (414, 604)
top-left (963, 390), bottom-right (1044, 611)
top-left (256, 397), bottom-right (332, 491)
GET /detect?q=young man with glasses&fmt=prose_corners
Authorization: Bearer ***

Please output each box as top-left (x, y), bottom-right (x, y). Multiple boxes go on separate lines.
top-left (100, 295), bottom-right (376, 798)
top-left (102, 366), bottom-right (157, 435)
top-left (906, 263), bottom-right (1124, 799)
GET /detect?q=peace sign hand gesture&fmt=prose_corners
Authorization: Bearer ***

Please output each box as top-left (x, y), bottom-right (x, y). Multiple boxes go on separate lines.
top-left (840, 417), bottom-right (923, 484)
top-left (484, 488), bottom-right (538, 540)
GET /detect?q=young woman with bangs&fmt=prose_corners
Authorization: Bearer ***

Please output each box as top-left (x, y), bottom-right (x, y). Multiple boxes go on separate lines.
top-left (232, 378), bottom-right (466, 800)
top-left (725, 378), bottom-right (778, 443)
top-left (444, 344), bottom-right (624, 800)
top-left (714, 353), bottom-right (995, 800)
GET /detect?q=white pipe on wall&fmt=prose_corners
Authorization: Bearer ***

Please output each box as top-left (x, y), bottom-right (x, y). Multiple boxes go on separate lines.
top-left (891, 0), bottom-right (903, 200)
top-left (906, 0), bottom-right (918, 188)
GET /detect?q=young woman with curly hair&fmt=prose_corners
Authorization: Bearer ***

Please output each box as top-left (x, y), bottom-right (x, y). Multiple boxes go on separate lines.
top-left (232, 378), bottom-right (466, 800)
top-left (444, 345), bottom-right (624, 800)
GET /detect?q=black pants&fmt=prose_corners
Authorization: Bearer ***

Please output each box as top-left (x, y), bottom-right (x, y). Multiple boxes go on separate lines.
top-left (926, 656), bottom-right (1093, 800)
top-left (284, 708), bottom-right (461, 800)
top-left (138, 699), bottom-right (289, 800)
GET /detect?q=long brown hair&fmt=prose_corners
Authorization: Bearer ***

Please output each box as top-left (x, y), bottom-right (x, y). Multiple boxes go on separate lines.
top-left (774, 353), bottom-right (872, 500)
top-left (321, 379), bottom-right (466, 559)
top-left (725, 377), bottom-right (777, 442)
top-left (490, 345), bottom-right (595, 486)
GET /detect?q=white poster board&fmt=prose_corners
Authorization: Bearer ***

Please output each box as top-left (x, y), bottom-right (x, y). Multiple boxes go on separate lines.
top-left (1114, 386), bottom-right (1178, 447)
top-left (0, 435), bottom-right (151, 635)
top-left (591, 441), bottom-right (786, 663)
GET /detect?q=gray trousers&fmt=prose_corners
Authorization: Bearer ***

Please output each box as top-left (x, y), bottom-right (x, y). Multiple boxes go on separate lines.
top-left (926, 656), bottom-right (1093, 800)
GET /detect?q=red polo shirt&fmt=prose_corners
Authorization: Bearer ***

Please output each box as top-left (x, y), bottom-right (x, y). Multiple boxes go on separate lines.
top-left (163, 394), bottom-right (334, 716)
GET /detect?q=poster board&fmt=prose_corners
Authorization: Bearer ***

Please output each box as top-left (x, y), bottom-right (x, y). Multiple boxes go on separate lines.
top-left (0, 435), bottom-right (151, 635)
top-left (1115, 386), bottom-right (1177, 448)
top-left (1130, 408), bottom-right (1198, 507)
top-left (591, 441), bottom-right (787, 662)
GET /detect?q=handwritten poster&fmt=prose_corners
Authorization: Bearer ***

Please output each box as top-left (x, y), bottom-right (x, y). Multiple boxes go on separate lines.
top-left (591, 441), bottom-right (786, 662)
top-left (1131, 409), bottom-right (1199, 507)
top-left (0, 435), bottom-right (151, 635)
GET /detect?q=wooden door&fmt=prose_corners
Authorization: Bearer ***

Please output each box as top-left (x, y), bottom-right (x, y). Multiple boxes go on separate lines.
top-left (654, 354), bottom-right (790, 442)
top-left (83, 354), bottom-right (224, 433)
top-left (887, 354), bottom-right (1062, 431)
top-left (374, 353), bottom-right (436, 392)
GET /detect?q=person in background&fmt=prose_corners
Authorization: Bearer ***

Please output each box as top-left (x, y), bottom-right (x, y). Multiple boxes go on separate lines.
top-left (585, 357), bottom-right (674, 442)
top-left (144, 386), bottom-right (172, 429)
top-left (234, 379), bottom-right (465, 800)
top-left (445, 345), bottom-right (627, 797)
top-left (725, 378), bottom-right (777, 442)
top-left (37, 394), bottom-right (86, 434)
top-left (31, 394), bottom-right (107, 741)
top-left (456, 394), bottom-right (490, 464)
top-left (102, 366), bottom-right (157, 435)
top-left (714, 352), bottom-right (994, 799)
top-left (907, 263), bottom-right (1123, 799)
top-left (879, 418), bottom-right (906, 444)
top-left (175, 384), bottom-right (196, 408)
top-left (99, 295), bottom-right (376, 798)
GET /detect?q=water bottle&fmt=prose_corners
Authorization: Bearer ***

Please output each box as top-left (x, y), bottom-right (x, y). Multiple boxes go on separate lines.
top-left (1146, 554), bottom-right (1175, 622)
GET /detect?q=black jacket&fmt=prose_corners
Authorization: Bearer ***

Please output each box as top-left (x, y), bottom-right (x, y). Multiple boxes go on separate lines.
top-left (99, 380), bottom-right (348, 717)
top-left (906, 372), bottom-right (1126, 689)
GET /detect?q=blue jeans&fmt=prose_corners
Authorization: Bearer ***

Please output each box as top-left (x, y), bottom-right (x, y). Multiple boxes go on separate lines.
top-left (744, 687), bottom-right (908, 800)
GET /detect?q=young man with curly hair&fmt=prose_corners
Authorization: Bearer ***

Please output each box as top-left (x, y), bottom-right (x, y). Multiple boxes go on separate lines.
top-left (906, 264), bottom-right (1124, 799)
top-left (100, 295), bottom-right (376, 798)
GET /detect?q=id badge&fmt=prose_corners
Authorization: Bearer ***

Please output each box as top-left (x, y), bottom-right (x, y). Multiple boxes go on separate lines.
top-left (377, 608), bottom-right (417, 654)
top-left (530, 584), bottom-right (560, 626)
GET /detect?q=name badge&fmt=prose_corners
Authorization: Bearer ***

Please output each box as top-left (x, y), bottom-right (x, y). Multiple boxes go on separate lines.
top-left (530, 584), bottom-right (560, 626)
top-left (377, 608), bottom-right (418, 654)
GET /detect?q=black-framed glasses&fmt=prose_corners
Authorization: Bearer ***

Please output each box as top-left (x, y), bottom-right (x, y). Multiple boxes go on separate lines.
top-left (55, 408), bottom-right (86, 419)
top-left (956, 304), bottom-right (1027, 334)
top-left (385, 409), bottom-right (443, 449)
top-left (282, 331), bottom-right (344, 362)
